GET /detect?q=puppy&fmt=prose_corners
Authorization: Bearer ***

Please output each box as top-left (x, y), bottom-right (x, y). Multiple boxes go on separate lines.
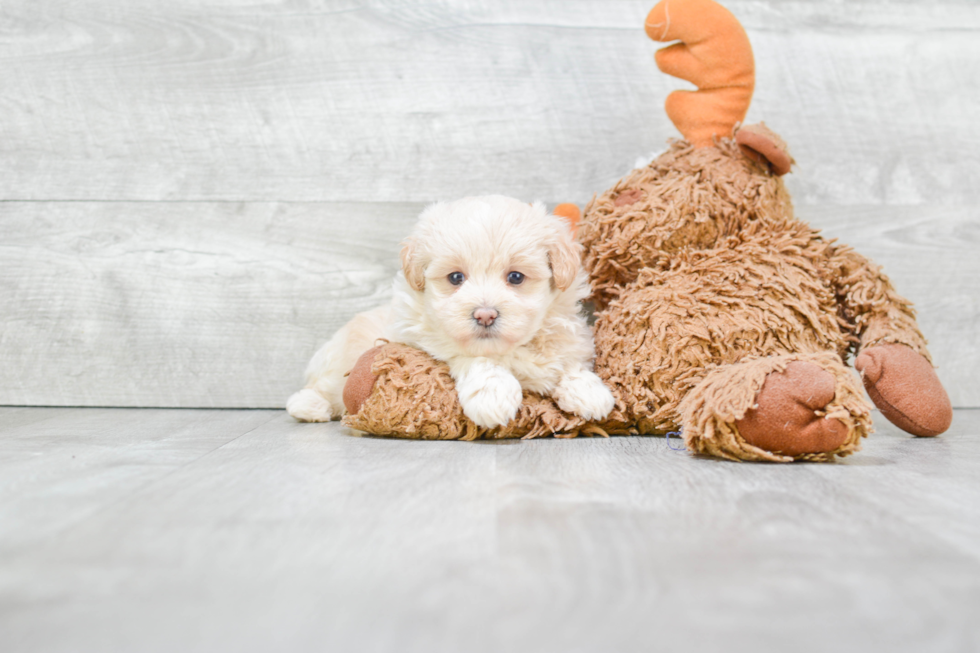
top-left (287, 195), bottom-right (615, 429)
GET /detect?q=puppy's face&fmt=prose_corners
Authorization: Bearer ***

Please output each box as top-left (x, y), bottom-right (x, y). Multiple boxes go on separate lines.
top-left (401, 196), bottom-right (581, 357)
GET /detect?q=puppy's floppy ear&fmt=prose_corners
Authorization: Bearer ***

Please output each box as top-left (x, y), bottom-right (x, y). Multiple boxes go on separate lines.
top-left (400, 237), bottom-right (426, 291)
top-left (548, 225), bottom-right (582, 292)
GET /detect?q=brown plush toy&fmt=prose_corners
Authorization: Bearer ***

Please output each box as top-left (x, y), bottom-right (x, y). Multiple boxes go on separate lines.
top-left (341, 0), bottom-right (952, 462)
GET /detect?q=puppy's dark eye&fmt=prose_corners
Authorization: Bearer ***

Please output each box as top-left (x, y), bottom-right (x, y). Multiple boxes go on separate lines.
top-left (507, 271), bottom-right (525, 285)
top-left (448, 272), bottom-right (465, 286)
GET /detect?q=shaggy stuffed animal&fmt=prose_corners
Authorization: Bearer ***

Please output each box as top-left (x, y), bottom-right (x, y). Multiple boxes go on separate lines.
top-left (339, 0), bottom-right (952, 462)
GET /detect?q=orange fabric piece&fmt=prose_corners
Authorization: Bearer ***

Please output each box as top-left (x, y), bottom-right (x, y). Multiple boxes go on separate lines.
top-left (645, 0), bottom-right (755, 147)
top-left (552, 202), bottom-right (582, 235)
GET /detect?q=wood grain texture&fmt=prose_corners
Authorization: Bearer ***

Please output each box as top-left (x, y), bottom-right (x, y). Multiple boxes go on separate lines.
top-left (1, 0), bottom-right (977, 408)
top-left (0, 407), bottom-right (978, 652)
top-left (0, 0), bottom-right (977, 203)
top-left (0, 408), bottom-right (279, 546)
top-left (0, 201), bottom-right (416, 407)
top-left (2, 201), bottom-right (977, 408)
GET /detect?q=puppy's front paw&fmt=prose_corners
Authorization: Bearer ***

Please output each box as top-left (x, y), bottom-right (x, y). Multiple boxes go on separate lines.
top-left (554, 369), bottom-right (615, 421)
top-left (287, 388), bottom-right (335, 422)
top-left (455, 361), bottom-right (523, 429)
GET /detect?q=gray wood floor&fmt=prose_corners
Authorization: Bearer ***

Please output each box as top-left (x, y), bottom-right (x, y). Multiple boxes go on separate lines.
top-left (2, 406), bottom-right (979, 653)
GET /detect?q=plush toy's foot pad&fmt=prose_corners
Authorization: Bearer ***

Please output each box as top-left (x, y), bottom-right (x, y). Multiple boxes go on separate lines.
top-left (680, 352), bottom-right (871, 462)
top-left (855, 344), bottom-right (952, 437)
top-left (735, 362), bottom-right (848, 457)
top-left (342, 346), bottom-right (384, 416)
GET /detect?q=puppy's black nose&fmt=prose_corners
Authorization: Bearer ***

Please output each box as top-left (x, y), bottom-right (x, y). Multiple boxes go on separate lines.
top-left (473, 307), bottom-right (498, 327)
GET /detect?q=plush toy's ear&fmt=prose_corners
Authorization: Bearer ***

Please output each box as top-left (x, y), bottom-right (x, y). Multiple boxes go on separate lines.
top-left (735, 123), bottom-right (794, 176)
top-left (400, 237), bottom-right (426, 291)
top-left (549, 225), bottom-right (581, 292)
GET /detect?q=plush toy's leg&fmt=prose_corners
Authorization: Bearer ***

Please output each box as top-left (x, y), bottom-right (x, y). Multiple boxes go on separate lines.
top-left (340, 342), bottom-right (599, 440)
top-left (831, 246), bottom-right (953, 436)
top-left (679, 352), bottom-right (872, 462)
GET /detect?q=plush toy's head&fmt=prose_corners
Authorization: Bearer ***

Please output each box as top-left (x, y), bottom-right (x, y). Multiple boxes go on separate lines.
top-left (580, 137), bottom-right (795, 310)
top-left (579, 0), bottom-right (795, 310)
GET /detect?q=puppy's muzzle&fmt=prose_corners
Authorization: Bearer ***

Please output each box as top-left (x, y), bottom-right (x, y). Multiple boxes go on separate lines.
top-left (473, 307), bottom-right (498, 327)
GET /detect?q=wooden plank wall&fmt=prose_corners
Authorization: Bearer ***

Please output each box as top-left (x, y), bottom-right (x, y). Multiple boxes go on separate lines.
top-left (1, 0), bottom-right (978, 408)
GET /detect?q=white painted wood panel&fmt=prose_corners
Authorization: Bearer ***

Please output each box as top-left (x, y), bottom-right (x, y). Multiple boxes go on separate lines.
top-left (0, 0), bottom-right (976, 408)
top-left (1, 201), bottom-right (976, 407)
top-left (1, 408), bottom-right (978, 652)
top-left (0, 201), bottom-right (414, 407)
top-left (0, 1), bottom-right (977, 204)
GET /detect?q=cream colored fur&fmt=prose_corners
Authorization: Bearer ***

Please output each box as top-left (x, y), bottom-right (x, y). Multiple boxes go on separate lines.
top-left (287, 195), bottom-right (614, 428)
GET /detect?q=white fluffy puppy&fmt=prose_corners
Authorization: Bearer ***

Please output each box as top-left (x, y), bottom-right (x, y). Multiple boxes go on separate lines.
top-left (287, 195), bottom-right (615, 429)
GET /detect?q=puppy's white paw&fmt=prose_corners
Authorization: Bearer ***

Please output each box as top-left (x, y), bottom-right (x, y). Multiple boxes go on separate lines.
top-left (554, 369), bottom-right (615, 420)
top-left (455, 361), bottom-right (523, 429)
top-left (287, 388), bottom-right (336, 422)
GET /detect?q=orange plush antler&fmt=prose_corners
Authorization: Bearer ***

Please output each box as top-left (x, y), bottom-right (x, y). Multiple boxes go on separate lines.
top-left (645, 0), bottom-right (754, 147)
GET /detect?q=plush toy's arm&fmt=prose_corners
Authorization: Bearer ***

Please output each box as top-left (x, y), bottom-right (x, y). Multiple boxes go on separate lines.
top-left (829, 244), bottom-right (929, 358)
top-left (828, 245), bottom-right (952, 436)
top-left (341, 342), bottom-right (607, 441)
